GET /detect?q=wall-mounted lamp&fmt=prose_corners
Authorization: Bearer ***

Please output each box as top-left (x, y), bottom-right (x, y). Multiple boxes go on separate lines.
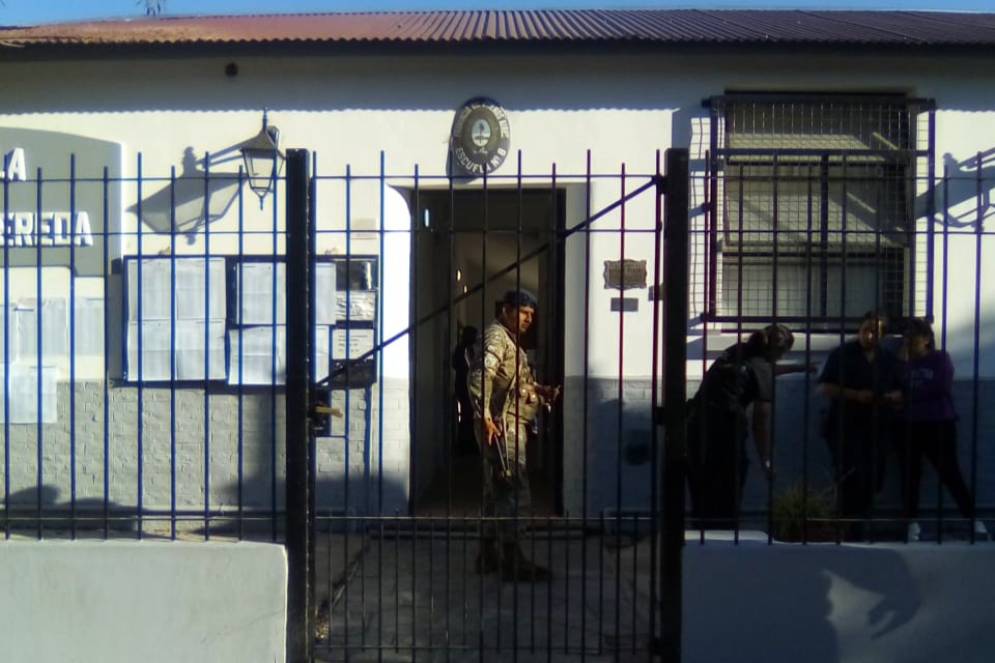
top-left (240, 110), bottom-right (285, 207)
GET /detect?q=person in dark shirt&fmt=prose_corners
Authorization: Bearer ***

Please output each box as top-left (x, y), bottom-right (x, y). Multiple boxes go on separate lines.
top-left (687, 323), bottom-right (806, 528)
top-left (899, 318), bottom-right (989, 542)
top-left (818, 312), bottom-right (903, 537)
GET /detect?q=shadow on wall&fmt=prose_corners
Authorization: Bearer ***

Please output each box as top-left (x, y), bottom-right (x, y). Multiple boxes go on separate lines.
top-left (126, 145), bottom-right (245, 243)
top-left (683, 544), bottom-right (921, 663)
top-left (927, 151), bottom-right (995, 229)
top-left (0, 474), bottom-right (408, 541)
top-left (585, 396), bottom-right (656, 516)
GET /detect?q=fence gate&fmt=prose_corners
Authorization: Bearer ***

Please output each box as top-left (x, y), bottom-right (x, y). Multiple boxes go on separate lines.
top-left (283, 148), bottom-right (690, 662)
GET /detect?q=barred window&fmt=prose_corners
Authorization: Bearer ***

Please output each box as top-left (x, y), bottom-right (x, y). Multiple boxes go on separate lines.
top-left (707, 94), bottom-right (934, 327)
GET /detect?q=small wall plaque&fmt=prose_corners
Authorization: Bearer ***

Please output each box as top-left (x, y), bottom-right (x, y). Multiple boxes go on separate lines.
top-left (610, 297), bottom-right (639, 312)
top-left (603, 259), bottom-right (647, 290)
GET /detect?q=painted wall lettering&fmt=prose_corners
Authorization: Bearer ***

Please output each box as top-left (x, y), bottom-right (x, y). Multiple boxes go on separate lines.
top-left (3, 212), bottom-right (93, 246)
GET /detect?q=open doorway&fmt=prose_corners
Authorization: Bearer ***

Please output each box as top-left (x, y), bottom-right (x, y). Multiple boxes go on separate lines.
top-left (410, 188), bottom-right (565, 516)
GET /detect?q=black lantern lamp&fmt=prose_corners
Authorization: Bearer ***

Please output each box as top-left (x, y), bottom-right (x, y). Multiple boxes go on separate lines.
top-left (240, 111), bottom-right (285, 207)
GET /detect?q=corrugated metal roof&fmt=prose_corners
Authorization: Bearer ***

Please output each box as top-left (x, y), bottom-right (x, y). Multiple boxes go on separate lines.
top-left (1, 10), bottom-right (995, 48)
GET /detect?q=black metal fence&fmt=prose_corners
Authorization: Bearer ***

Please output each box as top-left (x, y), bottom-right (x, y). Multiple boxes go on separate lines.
top-left (2, 140), bottom-right (994, 662)
top-left (689, 149), bottom-right (995, 547)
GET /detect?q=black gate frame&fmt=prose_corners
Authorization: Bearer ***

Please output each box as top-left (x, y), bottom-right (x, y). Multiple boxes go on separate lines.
top-left (282, 148), bottom-right (690, 663)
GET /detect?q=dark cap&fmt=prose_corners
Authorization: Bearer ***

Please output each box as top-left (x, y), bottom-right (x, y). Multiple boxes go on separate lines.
top-left (502, 289), bottom-right (538, 310)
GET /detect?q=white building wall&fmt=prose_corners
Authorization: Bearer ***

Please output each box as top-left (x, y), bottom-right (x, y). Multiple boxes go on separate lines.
top-left (0, 51), bottom-right (993, 515)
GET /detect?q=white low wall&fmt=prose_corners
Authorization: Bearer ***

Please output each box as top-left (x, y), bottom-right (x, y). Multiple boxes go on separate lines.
top-left (685, 536), bottom-right (995, 663)
top-left (0, 541), bottom-right (287, 663)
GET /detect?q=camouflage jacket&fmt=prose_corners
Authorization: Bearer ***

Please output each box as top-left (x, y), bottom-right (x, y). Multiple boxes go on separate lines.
top-left (467, 319), bottom-right (544, 424)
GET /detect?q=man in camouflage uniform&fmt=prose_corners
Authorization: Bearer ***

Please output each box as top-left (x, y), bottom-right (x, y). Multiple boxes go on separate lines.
top-left (468, 290), bottom-right (560, 582)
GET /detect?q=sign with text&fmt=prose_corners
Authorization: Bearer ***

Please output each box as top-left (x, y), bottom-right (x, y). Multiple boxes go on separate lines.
top-left (603, 259), bottom-right (647, 290)
top-left (0, 128), bottom-right (123, 277)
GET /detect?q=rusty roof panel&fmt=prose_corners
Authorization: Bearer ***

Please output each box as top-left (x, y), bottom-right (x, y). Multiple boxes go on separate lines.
top-left (0, 10), bottom-right (994, 48)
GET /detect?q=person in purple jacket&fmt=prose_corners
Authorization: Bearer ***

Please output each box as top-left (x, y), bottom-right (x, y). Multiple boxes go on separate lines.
top-left (901, 318), bottom-right (989, 542)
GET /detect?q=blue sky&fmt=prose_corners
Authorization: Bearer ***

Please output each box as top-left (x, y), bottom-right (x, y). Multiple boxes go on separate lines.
top-left (1, 0), bottom-right (990, 26)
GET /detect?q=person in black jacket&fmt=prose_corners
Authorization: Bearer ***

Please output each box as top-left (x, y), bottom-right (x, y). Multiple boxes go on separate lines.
top-left (687, 324), bottom-right (805, 528)
top-left (818, 311), bottom-right (903, 538)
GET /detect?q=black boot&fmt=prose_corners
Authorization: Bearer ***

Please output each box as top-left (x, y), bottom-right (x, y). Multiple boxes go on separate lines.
top-left (500, 543), bottom-right (551, 582)
top-left (475, 539), bottom-right (500, 574)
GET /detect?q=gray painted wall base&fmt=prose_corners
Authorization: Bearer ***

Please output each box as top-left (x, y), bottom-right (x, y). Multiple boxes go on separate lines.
top-left (0, 541), bottom-right (287, 663)
top-left (685, 536), bottom-right (995, 663)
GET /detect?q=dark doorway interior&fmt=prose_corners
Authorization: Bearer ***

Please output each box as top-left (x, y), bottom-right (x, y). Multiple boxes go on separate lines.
top-left (410, 188), bottom-right (566, 516)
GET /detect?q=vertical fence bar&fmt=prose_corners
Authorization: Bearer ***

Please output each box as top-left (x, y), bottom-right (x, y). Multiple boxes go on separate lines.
top-left (203, 152), bottom-right (212, 540)
top-left (377, 150), bottom-right (386, 662)
top-left (648, 150), bottom-right (663, 655)
top-left (614, 162), bottom-right (626, 660)
top-left (135, 156), bottom-right (144, 540)
top-left (35, 166), bottom-right (44, 540)
top-left (938, 163), bottom-right (951, 543)
top-left (2, 161), bottom-right (8, 540)
top-left (477, 164), bottom-right (487, 661)
top-left (411, 163), bottom-right (420, 661)
top-left (768, 155), bottom-right (780, 544)
top-left (733, 164), bottom-right (745, 544)
top-left (970, 152), bottom-right (983, 544)
top-left (580, 149), bottom-right (592, 661)
top-left (803, 168), bottom-right (814, 544)
top-left (661, 148), bottom-right (689, 663)
top-left (925, 109), bottom-right (936, 319)
top-left (308, 152), bottom-right (320, 656)
top-left (446, 152), bottom-right (456, 660)
top-left (513, 151), bottom-right (523, 662)
top-left (169, 166), bottom-right (178, 540)
top-left (69, 155), bottom-right (78, 539)
top-left (344, 162), bottom-right (353, 658)
top-left (271, 160), bottom-right (280, 544)
top-left (236, 167), bottom-right (245, 541)
top-left (285, 148), bottom-right (313, 663)
top-left (699, 147), bottom-right (711, 542)
top-left (102, 166), bottom-right (110, 539)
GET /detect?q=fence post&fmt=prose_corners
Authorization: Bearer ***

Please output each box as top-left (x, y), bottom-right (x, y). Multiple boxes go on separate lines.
top-left (661, 147), bottom-right (689, 662)
top-left (285, 148), bottom-right (313, 663)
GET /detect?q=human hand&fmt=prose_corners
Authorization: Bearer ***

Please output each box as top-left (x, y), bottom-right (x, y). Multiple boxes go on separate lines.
top-left (539, 384), bottom-right (562, 403)
top-left (484, 418), bottom-right (503, 446)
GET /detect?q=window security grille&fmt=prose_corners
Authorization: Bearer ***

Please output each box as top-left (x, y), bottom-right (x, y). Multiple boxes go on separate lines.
top-left (707, 94), bottom-right (934, 326)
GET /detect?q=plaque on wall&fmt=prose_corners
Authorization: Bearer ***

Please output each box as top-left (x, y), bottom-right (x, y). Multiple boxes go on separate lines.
top-left (603, 259), bottom-right (647, 290)
top-left (448, 97), bottom-right (511, 178)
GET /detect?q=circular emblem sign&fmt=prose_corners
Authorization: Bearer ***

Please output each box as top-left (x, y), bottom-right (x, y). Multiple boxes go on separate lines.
top-left (449, 97), bottom-right (511, 178)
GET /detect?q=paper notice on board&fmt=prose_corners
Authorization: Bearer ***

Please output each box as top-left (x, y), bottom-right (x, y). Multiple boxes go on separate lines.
top-left (331, 328), bottom-right (375, 360)
top-left (228, 326), bottom-right (330, 385)
top-left (314, 262), bottom-right (337, 325)
top-left (174, 320), bottom-right (226, 380)
top-left (336, 290), bottom-right (376, 322)
top-left (314, 325), bottom-right (330, 382)
top-left (227, 326), bottom-right (287, 385)
top-left (175, 258), bottom-right (226, 321)
top-left (127, 259), bottom-right (171, 321)
top-left (1, 365), bottom-right (58, 424)
top-left (126, 321), bottom-right (172, 381)
top-left (74, 297), bottom-right (105, 359)
top-left (236, 262), bottom-right (286, 325)
top-left (42, 299), bottom-right (68, 359)
top-left (13, 303), bottom-right (38, 364)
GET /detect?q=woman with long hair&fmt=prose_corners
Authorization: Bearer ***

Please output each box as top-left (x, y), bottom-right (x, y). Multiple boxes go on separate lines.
top-left (901, 318), bottom-right (989, 542)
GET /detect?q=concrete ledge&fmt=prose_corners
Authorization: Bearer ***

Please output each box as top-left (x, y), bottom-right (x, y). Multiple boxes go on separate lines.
top-left (0, 541), bottom-right (286, 663)
top-left (685, 536), bottom-right (995, 663)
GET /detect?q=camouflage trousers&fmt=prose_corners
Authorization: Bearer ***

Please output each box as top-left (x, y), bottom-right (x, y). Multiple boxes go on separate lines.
top-left (475, 416), bottom-right (531, 546)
